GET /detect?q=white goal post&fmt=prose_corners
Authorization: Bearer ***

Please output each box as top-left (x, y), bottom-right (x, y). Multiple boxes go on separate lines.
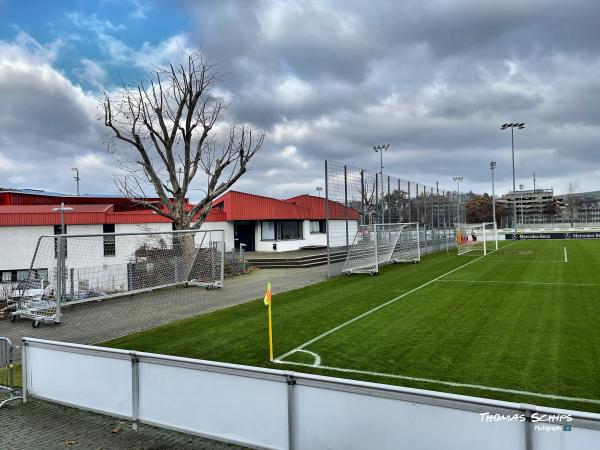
top-left (10, 229), bottom-right (225, 327)
top-left (343, 223), bottom-right (420, 275)
top-left (456, 222), bottom-right (498, 256)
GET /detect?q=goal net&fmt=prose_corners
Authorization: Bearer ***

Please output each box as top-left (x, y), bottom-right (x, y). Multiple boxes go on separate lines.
top-left (456, 222), bottom-right (498, 256)
top-left (343, 223), bottom-right (420, 275)
top-left (10, 229), bottom-right (224, 326)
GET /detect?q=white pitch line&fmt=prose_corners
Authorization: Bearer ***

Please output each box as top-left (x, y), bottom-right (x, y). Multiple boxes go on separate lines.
top-left (564, 246), bottom-right (568, 263)
top-left (274, 360), bottom-right (600, 405)
top-left (489, 260), bottom-right (567, 263)
top-left (275, 243), bottom-right (516, 363)
top-left (295, 349), bottom-right (321, 367)
top-left (437, 279), bottom-right (600, 287)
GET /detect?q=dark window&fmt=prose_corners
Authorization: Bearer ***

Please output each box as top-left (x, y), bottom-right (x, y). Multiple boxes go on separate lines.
top-left (103, 224), bottom-right (116, 256)
top-left (260, 221), bottom-right (304, 241)
top-left (54, 225), bottom-right (67, 258)
top-left (277, 221), bottom-right (303, 240)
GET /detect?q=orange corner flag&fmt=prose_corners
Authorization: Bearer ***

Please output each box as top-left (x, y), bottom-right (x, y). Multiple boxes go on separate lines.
top-left (264, 281), bottom-right (274, 361)
top-left (264, 281), bottom-right (272, 306)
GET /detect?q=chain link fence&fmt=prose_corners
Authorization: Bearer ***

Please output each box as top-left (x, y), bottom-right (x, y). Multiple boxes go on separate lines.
top-left (325, 160), bottom-right (466, 276)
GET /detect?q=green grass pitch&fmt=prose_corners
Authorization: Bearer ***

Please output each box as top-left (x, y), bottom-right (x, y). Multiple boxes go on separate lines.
top-left (102, 239), bottom-right (600, 413)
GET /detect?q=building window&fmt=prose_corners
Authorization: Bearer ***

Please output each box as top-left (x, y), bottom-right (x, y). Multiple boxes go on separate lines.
top-left (1, 271), bottom-right (12, 283)
top-left (278, 221), bottom-right (303, 240)
top-left (54, 225), bottom-right (67, 258)
top-left (0, 269), bottom-right (47, 283)
top-left (103, 224), bottom-right (116, 256)
top-left (310, 220), bottom-right (326, 234)
top-left (261, 221), bottom-right (304, 241)
top-left (261, 221), bottom-right (276, 240)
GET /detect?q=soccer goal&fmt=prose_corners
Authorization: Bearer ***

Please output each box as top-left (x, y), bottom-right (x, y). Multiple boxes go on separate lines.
top-left (10, 229), bottom-right (225, 327)
top-left (456, 222), bottom-right (498, 256)
top-left (343, 223), bottom-right (420, 275)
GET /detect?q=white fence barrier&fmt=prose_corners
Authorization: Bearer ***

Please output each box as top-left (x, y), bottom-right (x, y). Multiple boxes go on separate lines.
top-left (21, 338), bottom-right (600, 450)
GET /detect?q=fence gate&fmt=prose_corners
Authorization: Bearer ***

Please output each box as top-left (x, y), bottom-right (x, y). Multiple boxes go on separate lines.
top-left (0, 337), bottom-right (21, 407)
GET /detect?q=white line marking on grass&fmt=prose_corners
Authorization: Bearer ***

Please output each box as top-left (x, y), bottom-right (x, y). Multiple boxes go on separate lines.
top-left (437, 279), bottom-right (600, 287)
top-left (295, 349), bottom-right (321, 366)
top-left (564, 246), bottom-right (568, 263)
top-left (489, 260), bottom-right (567, 263)
top-left (275, 243), bottom-right (516, 363)
top-left (274, 360), bottom-right (600, 406)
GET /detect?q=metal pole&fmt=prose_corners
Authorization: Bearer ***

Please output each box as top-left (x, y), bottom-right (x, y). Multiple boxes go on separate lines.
top-left (344, 165), bottom-right (349, 250)
top-left (286, 374), bottom-right (296, 450)
top-left (398, 179), bottom-right (402, 222)
top-left (21, 342), bottom-right (28, 403)
top-left (56, 234), bottom-right (64, 323)
top-left (490, 162), bottom-right (497, 226)
top-left (325, 161), bottom-right (331, 278)
top-left (360, 170), bottom-right (365, 225)
top-left (407, 182), bottom-right (411, 222)
top-left (511, 127), bottom-right (517, 233)
top-left (380, 151), bottom-right (384, 224)
top-left (60, 202), bottom-right (66, 234)
top-left (387, 176), bottom-right (391, 224)
top-left (375, 173), bottom-right (379, 224)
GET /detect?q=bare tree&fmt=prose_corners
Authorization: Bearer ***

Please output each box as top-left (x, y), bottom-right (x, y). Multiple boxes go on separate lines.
top-left (102, 52), bottom-right (264, 229)
top-left (565, 181), bottom-right (580, 227)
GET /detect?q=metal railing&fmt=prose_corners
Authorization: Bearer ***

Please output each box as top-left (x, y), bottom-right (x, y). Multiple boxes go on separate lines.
top-left (0, 337), bottom-right (21, 407)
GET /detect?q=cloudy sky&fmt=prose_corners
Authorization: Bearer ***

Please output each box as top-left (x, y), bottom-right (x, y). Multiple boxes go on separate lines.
top-left (1, 0), bottom-right (599, 201)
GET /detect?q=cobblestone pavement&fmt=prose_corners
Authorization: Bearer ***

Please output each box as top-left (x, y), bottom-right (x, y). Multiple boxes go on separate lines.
top-left (0, 392), bottom-right (246, 450)
top-left (0, 263), bottom-right (342, 361)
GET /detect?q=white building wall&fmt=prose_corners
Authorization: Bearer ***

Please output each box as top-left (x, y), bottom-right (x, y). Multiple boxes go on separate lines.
top-left (0, 225), bottom-right (54, 271)
top-left (252, 219), bottom-right (358, 252)
top-left (198, 221), bottom-right (234, 250)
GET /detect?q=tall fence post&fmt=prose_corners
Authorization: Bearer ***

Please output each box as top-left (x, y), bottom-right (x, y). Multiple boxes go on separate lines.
top-left (360, 170), bottom-right (365, 225)
top-left (375, 173), bottom-right (379, 223)
top-left (56, 235), bottom-right (65, 323)
top-left (325, 160), bottom-right (331, 278)
top-left (408, 182), bottom-right (412, 222)
top-left (344, 165), bottom-right (349, 252)
top-left (388, 175), bottom-right (392, 223)
top-left (431, 186), bottom-right (435, 252)
top-left (397, 179), bottom-right (402, 222)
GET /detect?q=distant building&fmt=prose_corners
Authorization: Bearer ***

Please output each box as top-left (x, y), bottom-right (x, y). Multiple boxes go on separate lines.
top-left (497, 188), bottom-right (556, 222)
top-left (0, 188), bottom-right (358, 286)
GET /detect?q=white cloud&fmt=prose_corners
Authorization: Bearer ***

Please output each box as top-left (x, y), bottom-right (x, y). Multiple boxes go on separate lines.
top-left (73, 59), bottom-right (108, 91)
top-left (0, 152), bottom-right (16, 171)
top-left (278, 145), bottom-right (309, 169)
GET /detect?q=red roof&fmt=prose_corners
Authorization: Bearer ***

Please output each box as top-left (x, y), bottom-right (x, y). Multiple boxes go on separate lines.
top-left (0, 189), bottom-right (358, 226)
top-left (285, 195), bottom-right (360, 220)
top-left (209, 191), bottom-right (308, 221)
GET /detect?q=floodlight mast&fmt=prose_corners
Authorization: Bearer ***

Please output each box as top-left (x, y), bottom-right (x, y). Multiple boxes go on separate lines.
top-left (501, 122), bottom-right (526, 235)
top-left (373, 144), bottom-right (390, 223)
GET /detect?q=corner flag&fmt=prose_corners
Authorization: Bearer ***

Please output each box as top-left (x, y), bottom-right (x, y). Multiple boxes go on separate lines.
top-left (264, 281), bottom-right (274, 361)
top-left (264, 281), bottom-right (272, 306)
